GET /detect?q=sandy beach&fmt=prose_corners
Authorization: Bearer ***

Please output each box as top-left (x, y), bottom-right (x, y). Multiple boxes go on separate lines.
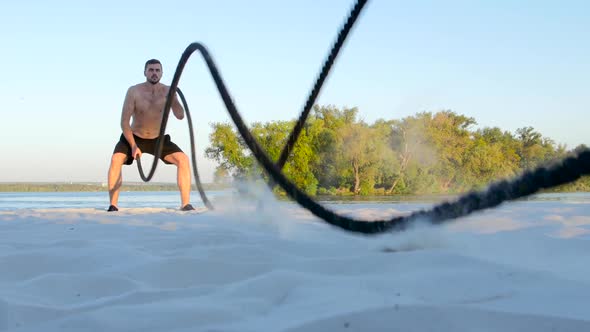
top-left (1, 194), bottom-right (589, 331)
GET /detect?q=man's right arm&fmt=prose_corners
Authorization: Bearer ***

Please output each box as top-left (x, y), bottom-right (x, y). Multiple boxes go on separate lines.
top-left (120, 87), bottom-right (136, 148)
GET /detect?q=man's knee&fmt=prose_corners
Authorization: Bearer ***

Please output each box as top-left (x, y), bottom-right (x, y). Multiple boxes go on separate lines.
top-left (166, 152), bottom-right (189, 166)
top-left (110, 153), bottom-right (127, 166)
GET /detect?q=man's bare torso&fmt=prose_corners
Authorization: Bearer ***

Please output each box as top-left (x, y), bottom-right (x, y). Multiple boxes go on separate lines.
top-left (130, 83), bottom-right (171, 139)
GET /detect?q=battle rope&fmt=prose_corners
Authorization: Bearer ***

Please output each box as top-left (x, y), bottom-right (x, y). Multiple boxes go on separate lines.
top-left (136, 0), bottom-right (590, 234)
top-left (136, 88), bottom-right (213, 210)
top-left (275, 0), bottom-right (367, 171)
top-left (136, 0), bottom-right (368, 208)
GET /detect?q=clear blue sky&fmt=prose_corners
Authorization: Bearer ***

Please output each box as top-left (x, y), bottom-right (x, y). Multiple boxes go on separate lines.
top-left (1, 0), bottom-right (588, 183)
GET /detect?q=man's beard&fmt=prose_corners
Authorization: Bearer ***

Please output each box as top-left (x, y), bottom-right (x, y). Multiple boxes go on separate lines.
top-left (149, 76), bottom-right (160, 85)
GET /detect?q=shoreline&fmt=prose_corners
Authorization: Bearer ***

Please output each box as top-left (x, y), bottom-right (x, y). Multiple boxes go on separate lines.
top-left (1, 182), bottom-right (588, 196)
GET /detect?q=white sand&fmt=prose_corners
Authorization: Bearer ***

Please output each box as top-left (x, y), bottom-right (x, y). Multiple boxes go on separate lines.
top-left (1, 195), bottom-right (590, 331)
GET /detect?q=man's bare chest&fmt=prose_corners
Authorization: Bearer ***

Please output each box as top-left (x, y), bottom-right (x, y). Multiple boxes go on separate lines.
top-left (135, 91), bottom-right (167, 115)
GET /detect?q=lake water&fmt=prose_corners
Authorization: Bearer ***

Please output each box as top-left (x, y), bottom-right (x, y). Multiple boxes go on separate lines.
top-left (0, 190), bottom-right (589, 211)
top-left (0, 190), bottom-right (230, 211)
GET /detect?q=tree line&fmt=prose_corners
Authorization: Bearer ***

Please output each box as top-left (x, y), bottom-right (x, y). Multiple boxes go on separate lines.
top-left (206, 105), bottom-right (589, 195)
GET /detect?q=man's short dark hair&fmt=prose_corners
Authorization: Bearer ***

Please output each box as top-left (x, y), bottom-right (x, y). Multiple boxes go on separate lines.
top-left (144, 59), bottom-right (162, 71)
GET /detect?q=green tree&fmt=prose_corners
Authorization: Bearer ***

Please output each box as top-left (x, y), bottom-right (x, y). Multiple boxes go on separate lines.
top-left (203, 107), bottom-right (586, 196)
top-left (515, 126), bottom-right (561, 169)
top-left (386, 114), bottom-right (437, 194)
top-left (463, 127), bottom-right (520, 187)
top-left (338, 123), bottom-right (385, 194)
top-left (205, 122), bottom-right (253, 178)
top-left (309, 105), bottom-right (359, 192)
top-left (370, 119), bottom-right (399, 193)
top-left (424, 111), bottom-right (476, 192)
top-left (206, 120), bottom-right (319, 195)
top-left (251, 120), bottom-right (319, 195)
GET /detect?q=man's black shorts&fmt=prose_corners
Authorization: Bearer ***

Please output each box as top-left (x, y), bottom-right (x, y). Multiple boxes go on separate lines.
top-left (113, 134), bottom-right (183, 165)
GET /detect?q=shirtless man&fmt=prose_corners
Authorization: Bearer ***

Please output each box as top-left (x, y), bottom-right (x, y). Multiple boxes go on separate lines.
top-left (107, 59), bottom-right (194, 211)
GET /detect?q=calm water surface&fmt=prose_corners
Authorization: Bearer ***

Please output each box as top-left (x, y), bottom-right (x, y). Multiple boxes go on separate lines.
top-left (0, 191), bottom-right (231, 211)
top-left (0, 191), bottom-right (589, 211)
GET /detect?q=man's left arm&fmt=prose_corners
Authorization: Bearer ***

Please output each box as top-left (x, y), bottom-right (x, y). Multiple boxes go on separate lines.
top-left (171, 93), bottom-right (185, 120)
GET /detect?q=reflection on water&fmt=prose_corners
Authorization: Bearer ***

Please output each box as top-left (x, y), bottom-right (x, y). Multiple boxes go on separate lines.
top-left (0, 190), bottom-right (588, 211)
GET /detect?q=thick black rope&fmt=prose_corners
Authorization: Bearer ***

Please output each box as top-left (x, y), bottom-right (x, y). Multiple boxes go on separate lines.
top-left (136, 88), bottom-right (213, 210)
top-left (275, 0), bottom-right (368, 170)
top-left (135, 0), bottom-right (367, 208)
top-left (135, 0), bottom-right (590, 234)
top-left (176, 89), bottom-right (213, 210)
top-left (159, 42), bottom-right (590, 235)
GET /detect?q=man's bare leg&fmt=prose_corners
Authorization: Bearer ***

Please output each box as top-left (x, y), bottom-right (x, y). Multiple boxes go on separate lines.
top-left (165, 152), bottom-right (191, 208)
top-left (108, 153), bottom-right (127, 208)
